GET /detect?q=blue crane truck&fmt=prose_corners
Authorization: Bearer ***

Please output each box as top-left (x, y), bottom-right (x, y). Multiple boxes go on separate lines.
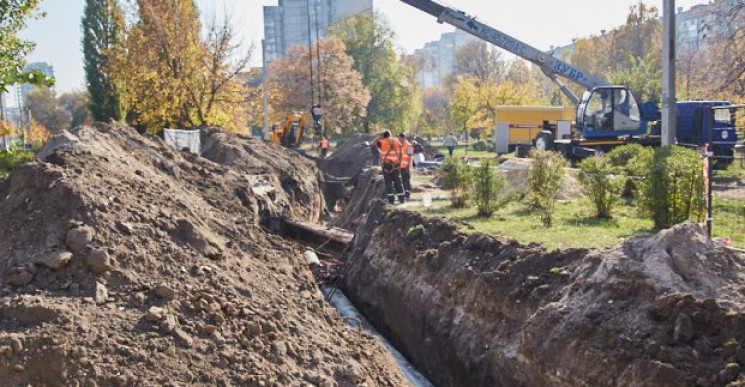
top-left (399, 0), bottom-right (739, 163)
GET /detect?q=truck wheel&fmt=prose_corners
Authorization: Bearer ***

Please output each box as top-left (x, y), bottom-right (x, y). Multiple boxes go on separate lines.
top-left (534, 131), bottom-right (555, 151)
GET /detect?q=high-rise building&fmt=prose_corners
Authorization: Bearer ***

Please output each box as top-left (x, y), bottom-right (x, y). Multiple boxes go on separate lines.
top-left (413, 30), bottom-right (480, 89)
top-left (263, 0), bottom-right (372, 65)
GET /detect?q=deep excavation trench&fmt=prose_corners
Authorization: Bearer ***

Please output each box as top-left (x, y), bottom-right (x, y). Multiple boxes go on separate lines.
top-left (278, 218), bottom-right (434, 386)
top-left (336, 199), bottom-right (745, 387)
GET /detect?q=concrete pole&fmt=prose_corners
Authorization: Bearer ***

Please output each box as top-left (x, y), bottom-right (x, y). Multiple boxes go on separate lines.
top-left (662, 0), bottom-right (677, 146)
top-left (262, 40), bottom-right (270, 140)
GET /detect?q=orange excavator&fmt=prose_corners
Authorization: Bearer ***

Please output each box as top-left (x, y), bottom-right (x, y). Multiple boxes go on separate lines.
top-left (270, 112), bottom-right (308, 149)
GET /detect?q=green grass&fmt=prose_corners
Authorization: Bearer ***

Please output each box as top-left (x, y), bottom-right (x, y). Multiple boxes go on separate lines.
top-left (0, 150), bottom-right (33, 180)
top-left (409, 194), bottom-right (655, 250)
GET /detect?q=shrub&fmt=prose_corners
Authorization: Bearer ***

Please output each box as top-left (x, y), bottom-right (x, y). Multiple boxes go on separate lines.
top-left (637, 146), bottom-right (705, 229)
top-left (442, 157), bottom-right (472, 208)
top-left (579, 155), bottom-right (622, 219)
top-left (605, 144), bottom-right (651, 197)
top-left (470, 159), bottom-right (514, 217)
top-left (605, 143), bottom-right (644, 173)
top-left (0, 149), bottom-right (34, 179)
top-left (470, 140), bottom-right (496, 152)
top-left (528, 149), bottom-right (566, 227)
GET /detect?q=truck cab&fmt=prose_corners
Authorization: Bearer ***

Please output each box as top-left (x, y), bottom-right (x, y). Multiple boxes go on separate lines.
top-left (676, 101), bottom-right (738, 158)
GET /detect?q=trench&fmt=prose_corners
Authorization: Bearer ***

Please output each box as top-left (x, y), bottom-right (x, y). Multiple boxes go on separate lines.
top-left (278, 218), bottom-right (434, 386)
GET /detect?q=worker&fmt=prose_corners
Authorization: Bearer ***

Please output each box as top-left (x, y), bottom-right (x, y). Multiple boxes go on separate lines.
top-left (319, 136), bottom-right (329, 159)
top-left (444, 132), bottom-right (458, 157)
top-left (377, 130), bottom-right (405, 204)
top-left (398, 133), bottom-right (413, 200)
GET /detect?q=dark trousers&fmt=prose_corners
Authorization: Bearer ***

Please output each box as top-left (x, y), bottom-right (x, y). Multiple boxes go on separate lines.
top-left (320, 148), bottom-right (327, 159)
top-left (382, 163), bottom-right (404, 203)
top-left (399, 167), bottom-right (411, 198)
top-left (447, 146), bottom-right (455, 156)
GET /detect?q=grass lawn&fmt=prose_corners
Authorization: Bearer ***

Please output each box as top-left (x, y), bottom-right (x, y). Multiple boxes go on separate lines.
top-left (407, 191), bottom-right (655, 250)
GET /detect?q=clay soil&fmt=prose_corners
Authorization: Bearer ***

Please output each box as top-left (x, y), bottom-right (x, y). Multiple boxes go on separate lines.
top-left (0, 124), bottom-right (408, 386)
top-left (344, 202), bottom-right (745, 386)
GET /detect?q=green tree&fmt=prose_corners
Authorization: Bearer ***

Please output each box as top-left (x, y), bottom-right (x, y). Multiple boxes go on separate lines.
top-left (471, 159), bottom-right (513, 217)
top-left (58, 90), bottom-right (91, 128)
top-left (528, 150), bottom-right (566, 227)
top-left (0, 1), bottom-right (54, 93)
top-left (82, 0), bottom-right (125, 122)
top-left (579, 156), bottom-right (622, 219)
top-left (331, 12), bottom-right (420, 133)
top-left (25, 88), bottom-right (71, 133)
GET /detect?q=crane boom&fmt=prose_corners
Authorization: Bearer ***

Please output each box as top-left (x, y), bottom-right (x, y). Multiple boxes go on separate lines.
top-left (400, 0), bottom-right (611, 104)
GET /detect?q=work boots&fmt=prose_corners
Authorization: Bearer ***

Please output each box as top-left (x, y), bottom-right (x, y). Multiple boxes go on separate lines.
top-left (398, 194), bottom-right (405, 204)
top-left (387, 195), bottom-right (395, 205)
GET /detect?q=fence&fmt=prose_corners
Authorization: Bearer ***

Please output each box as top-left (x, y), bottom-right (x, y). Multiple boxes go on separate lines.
top-left (706, 105), bottom-right (745, 249)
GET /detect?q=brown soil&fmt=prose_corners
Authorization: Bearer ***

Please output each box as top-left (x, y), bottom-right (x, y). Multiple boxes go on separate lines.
top-left (0, 124), bottom-right (408, 386)
top-left (344, 204), bottom-right (745, 386)
top-left (498, 158), bottom-right (585, 200)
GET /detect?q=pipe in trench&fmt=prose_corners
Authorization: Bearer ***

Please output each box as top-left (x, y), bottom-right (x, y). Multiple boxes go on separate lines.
top-left (323, 287), bottom-right (434, 387)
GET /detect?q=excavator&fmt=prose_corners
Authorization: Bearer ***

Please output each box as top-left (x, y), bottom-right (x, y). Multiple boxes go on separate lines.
top-left (399, 0), bottom-right (738, 161)
top-left (270, 112), bottom-right (308, 149)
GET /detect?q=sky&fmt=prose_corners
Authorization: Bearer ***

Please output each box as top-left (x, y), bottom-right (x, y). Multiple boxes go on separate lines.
top-left (17, 0), bottom-right (705, 99)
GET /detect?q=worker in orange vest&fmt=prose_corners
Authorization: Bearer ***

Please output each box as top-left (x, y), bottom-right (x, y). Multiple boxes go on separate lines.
top-left (319, 136), bottom-right (329, 159)
top-left (397, 133), bottom-right (413, 200)
top-left (377, 130), bottom-right (405, 204)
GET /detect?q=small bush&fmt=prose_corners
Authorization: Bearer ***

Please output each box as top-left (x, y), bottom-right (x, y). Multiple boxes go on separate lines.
top-left (470, 159), bottom-right (514, 217)
top-left (579, 155), bottom-right (622, 219)
top-left (0, 149), bottom-right (34, 179)
top-left (470, 140), bottom-right (496, 152)
top-left (637, 146), bottom-right (705, 229)
top-left (442, 157), bottom-right (473, 208)
top-left (528, 149), bottom-right (566, 227)
top-left (605, 144), bottom-right (651, 197)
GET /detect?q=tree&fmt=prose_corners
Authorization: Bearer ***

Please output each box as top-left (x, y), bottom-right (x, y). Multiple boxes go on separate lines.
top-left (569, 2), bottom-right (661, 100)
top-left (455, 41), bottom-right (505, 84)
top-left (0, 0), bottom-right (54, 93)
top-left (25, 88), bottom-right (71, 133)
top-left (112, 0), bottom-right (251, 132)
top-left (82, 0), bottom-right (125, 122)
top-left (331, 12), bottom-right (420, 133)
top-left (58, 90), bottom-right (92, 128)
top-left (268, 38), bottom-right (370, 135)
top-left (449, 76), bottom-right (481, 134)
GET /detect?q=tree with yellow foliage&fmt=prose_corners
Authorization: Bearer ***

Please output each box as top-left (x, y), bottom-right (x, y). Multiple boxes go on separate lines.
top-left (112, 0), bottom-right (251, 133)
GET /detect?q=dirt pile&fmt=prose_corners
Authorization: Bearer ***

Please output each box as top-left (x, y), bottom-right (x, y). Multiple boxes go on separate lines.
top-left (0, 123), bottom-right (408, 385)
top-left (331, 168), bottom-right (384, 230)
top-left (344, 206), bottom-right (745, 386)
top-left (317, 134), bottom-right (375, 180)
top-left (498, 158), bottom-right (584, 200)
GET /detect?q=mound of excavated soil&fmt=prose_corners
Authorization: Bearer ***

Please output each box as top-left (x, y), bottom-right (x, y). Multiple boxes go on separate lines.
top-left (498, 158), bottom-right (584, 200)
top-left (344, 206), bottom-right (745, 386)
top-left (331, 167), bottom-right (384, 230)
top-left (317, 134), bottom-right (375, 180)
top-left (0, 123), bottom-right (407, 386)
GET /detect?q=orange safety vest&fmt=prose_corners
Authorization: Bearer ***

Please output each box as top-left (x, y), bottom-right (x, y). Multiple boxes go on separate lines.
top-left (320, 139), bottom-right (329, 149)
top-left (400, 140), bottom-right (412, 168)
top-left (378, 138), bottom-right (401, 164)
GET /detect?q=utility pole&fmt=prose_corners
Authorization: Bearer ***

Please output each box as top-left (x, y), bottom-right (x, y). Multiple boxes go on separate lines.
top-left (306, 0), bottom-right (315, 108)
top-left (662, 0), bottom-right (677, 146)
top-left (262, 40), bottom-right (270, 140)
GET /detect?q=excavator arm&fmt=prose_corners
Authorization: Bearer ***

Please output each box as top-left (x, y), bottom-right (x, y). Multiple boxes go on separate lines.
top-left (399, 0), bottom-right (611, 104)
